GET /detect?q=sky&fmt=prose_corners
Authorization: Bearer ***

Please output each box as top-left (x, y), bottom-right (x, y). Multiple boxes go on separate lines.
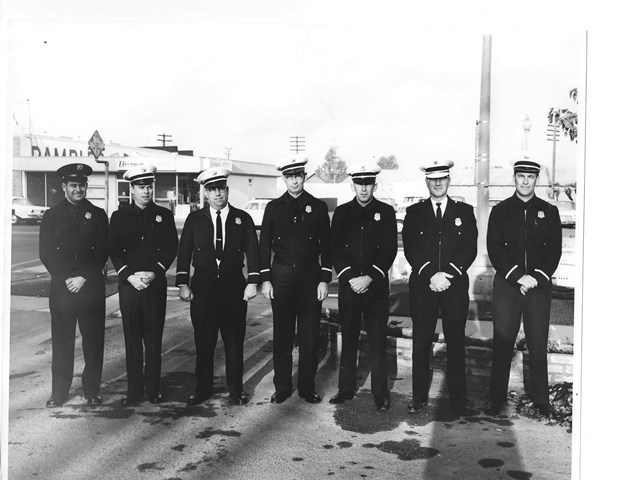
top-left (6, 12), bottom-right (583, 184)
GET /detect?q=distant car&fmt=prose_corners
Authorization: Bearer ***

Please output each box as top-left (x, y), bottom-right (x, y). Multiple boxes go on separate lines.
top-left (395, 196), bottom-right (429, 233)
top-left (549, 200), bottom-right (576, 227)
top-left (11, 197), bottom-right (48, 224)
top-left (242, 198), bottom-right (273, 229)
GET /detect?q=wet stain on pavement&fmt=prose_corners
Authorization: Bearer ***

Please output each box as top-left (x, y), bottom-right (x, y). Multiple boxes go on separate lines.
top-left (323, 444), bottom-right (334, 449)
top-left (498, 441), bottom-right (515, 448)
top-left (35, 350), bottom-right (46, 356)
top-left (9, 371), bottom-right (37, 380)
top-left (137, 462), bottom-right (164, 472)
top-left (404, 430), bottom-right (419, 435)
top-left (337, 441), bottom-right (352, 448)
top-left (179, 462), bottom-right (198, 472)
top-left (196, 428), bottom-right (241, 440)
top-left (478, 458), bottom-right (505, 468)
top-left (362, 439), bottom-right (440, 461)
top-left (171, 444), bottom-right (186, 451)
top-left (334, 391), bottom-right (423, 433)
top-left (51, 413), bottom-right (81, 419)
top-left (293, 457), bottom-right (304, 461)
top-left (507, 470), bottom-right (533, 479)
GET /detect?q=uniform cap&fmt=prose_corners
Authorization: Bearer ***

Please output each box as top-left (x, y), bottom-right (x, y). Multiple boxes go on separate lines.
top-left (276, 157), bottom-right (308, 176)
top-left (347, 163), bottom-right (381, 185)
top-left (420, 160), bottom-right (454, 179)
top-left (511, 155), bottom-right (541, 174)
top-left (56, 163), bottom-right (93, 182)
top-left (124, 165), bottom-right (157, 185)
top-left (196, 168), bottom-right (230, 189)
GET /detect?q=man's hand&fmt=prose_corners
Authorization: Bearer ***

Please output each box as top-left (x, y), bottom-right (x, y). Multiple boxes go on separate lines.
top-left (429, 272), bottom-right (453, 292)
top-left (243, 283), bottom-right (258, 302)
top-left (136, 271), bottom-right (157, 286)
top-left (317, 281), bottom-right (329, 301)
top-left (517, 274), bottom-right (538, 295)
top-left (65, 276), bottom-right (87, 293)
top-left (349, 275), bottom-right (373, 294)
top-left (262, 280), bottom-right (274, 300)
top-left (179, 285), bottom-right (194, 302)
top-left (127, 273), bottom-right (149, 291)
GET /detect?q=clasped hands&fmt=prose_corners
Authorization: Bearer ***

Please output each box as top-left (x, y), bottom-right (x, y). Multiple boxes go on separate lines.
top-left (517, 274), bottom-right (538, 295)
top-left (128, 271), bottom-right (156, 291)
top-left (429, 271), bottom-right (453, 292)
top-left (349, 275), bottom-right (372, 295)
top-left (65, 276), bottom-right (87, 293)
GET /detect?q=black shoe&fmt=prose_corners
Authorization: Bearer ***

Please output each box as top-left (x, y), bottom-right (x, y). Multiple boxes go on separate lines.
top-left (329, 391), bottom-right (355, 404)
top-left (450, 401), bottom-right (473, 416)
top-left (407, 398), bottom-right (427, 413)
top-left (187, 394), bottom-right (211, 406)
top-left (298, 392), bottom-right (322, 404)
top-left (484, 401), bottom-right (503, 416)
top-left (534, 403), bottom-right (554, 417)
top-left (148, 392), bottom-right (163, 404)
top-left (120, 395), bottom-right (143, 406)
top-left (270, 391), bottom-right (290, 404)
top-left (45, 397), bottom-right (67, 408)
top-left (229, 392), bottom-right (249, 405)
top-left (374, 395), bottom-right (391, 411)
top-left (86, 395), bottom-right (103, 407)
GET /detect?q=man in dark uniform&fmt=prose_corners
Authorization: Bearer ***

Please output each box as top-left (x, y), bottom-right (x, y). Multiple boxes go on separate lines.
top-left (402, 160), bottom-right (478, 415)
top-left (328, 163), bottom-right (397, 411)
top-left (108, 165), bottom-right (178, 405)
top-left (176, 168), bottom-right (260, 406)
top-left (485, 157), bottom-right (562, 417)
top-left (260, 157), bottom-right (332, 404)
top-left (39, 163), bottom-right (108, 407)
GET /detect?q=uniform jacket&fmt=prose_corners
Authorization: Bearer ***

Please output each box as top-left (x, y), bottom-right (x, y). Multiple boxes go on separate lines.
top-left (487, 193), bottom-right (562, 288)
top-left (402, 197), bottom-right (478, 284)
top-left (108, 202), bottom-right (178, 283)
top-left (330, 197), bottom-right (397, 288)
top-left (175, 204), bottom-right (260, 289)
top-left (39, 198), bottom-right (109, 280)
top-left (259, 190), bottom-right (332, 283)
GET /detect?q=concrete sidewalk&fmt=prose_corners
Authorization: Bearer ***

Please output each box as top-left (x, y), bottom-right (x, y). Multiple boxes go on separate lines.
top-left (9, 290), bottom-right (572, 479)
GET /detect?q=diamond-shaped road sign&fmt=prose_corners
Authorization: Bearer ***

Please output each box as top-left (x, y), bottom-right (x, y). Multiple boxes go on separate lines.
top-left (88, 130), bottom-right (105, 160)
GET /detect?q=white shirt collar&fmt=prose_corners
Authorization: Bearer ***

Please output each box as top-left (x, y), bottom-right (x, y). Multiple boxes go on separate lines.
top-left (430, 196), bottom-right (448, 215)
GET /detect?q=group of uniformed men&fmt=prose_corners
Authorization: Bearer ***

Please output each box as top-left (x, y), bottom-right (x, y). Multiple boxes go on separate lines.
top-left (40, 155), bottom-right (562, 418)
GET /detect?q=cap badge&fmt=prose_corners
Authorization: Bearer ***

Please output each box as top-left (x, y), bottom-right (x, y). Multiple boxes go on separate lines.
top-left (455, 217), bottom-right (462, 226)
top-left (156, 215), bottom-right (162, 223)
top-left (85, 212), bottom-right (92, 220)
top-left (538, 211), bottom-right (545, 219)
top-left (77, 164), bottom-right (83, 171)
top-left (374, 212), bottom-right (381, 221)
top-left (305, 205), bottom-right (312, 213)
top-left (235, 217), bottom-right (242, 225)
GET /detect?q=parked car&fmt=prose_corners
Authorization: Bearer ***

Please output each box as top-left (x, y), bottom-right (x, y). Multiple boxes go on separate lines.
top-left (549, 200), bottom-right (576, 227)
top-left (11, 197), bottom-right (48, 224)
top-left (242, 198), bottom-right (273, 229)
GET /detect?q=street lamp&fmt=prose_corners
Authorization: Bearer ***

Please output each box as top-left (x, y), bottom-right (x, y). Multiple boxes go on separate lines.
top-left (522, 114), bottom-right (532, 156)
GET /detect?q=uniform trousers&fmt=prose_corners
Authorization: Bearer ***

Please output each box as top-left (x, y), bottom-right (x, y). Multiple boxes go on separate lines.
top-left (409, 273), bottom-right (469, 404)
top-left (119, 277), bottom-right (167, 398)
top-left (489, 274), bottom-right (552, 405)
top-left (49, 276), bottom-right (105, 400)
top-left (190, 277), bottom-right (247, 398)
top-left (337, 283), bottom-right (389, 398)
top-left (270, 262), bottom-right (322, 396)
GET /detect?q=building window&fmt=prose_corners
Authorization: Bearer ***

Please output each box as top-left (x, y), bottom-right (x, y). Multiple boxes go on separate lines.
top-left (25, 172), bottom-right (46, 206)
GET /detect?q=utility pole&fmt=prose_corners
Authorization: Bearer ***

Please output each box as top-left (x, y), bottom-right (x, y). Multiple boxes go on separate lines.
top-left (224, 146), bottom-right (232, 160)
top-left (88, 130), bottom-right (108, 215)
top-left (289, 136), bottom-right (306, 154)
top-left (546, 121), bottom-right (559, 186)
top-left (475, 34), bottom-right (492, 264)
top-left (157, 133), bottom-right (173, 148)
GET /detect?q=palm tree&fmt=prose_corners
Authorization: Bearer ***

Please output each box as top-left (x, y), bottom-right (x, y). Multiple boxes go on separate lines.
top-left (548, 88), bottom-right (578, 142)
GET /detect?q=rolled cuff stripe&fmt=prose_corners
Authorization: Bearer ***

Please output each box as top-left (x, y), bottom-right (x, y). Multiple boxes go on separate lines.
top-left (449, 262), bottom-right (462, 275)
top-left (505, 265), bottom-right (519, 280)
top-left (534, 269), bottom-right (550, 281)
top-left (418, 261), bottom-right (431, 276)
top-left (176, 271), bottom-right (189, 276)
top-left (157, 262), bottom-right (167, 271)
top-left (373, 265), bottom-right (385, 277)
top-left (117, 265), bottom-right (128, 274)
top-left (337, 266), bottom-right (351, 277)
top-left (260, 268), bottom-right (270, 273)
top-left (322, 267), bottom-right (332, 272)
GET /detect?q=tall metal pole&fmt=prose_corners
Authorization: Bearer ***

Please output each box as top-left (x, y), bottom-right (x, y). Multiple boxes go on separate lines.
top-left (476, 35), bottom-right (492, 264)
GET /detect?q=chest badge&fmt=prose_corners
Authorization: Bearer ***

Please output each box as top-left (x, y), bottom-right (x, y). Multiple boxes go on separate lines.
top-left (235, 217), bottom-right (242, 225)
top-left (374, 212), bottom-right (381, 221)
top-left (85, 212), bottom-right (92, 220)
top-left (455, 217), bottom-right (462, 226)
top-left (156, 215), bottom-right (163, 223)
top-left (538, 211), bottom-right (545, 219)
top-left (305, 205), bottom-right (312, 213)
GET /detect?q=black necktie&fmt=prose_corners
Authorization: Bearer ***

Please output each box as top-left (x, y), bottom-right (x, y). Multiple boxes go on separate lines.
top-left (215, 210), bottom-right (223, 260)
top-left (436, 202), bottom-right (442, 222)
